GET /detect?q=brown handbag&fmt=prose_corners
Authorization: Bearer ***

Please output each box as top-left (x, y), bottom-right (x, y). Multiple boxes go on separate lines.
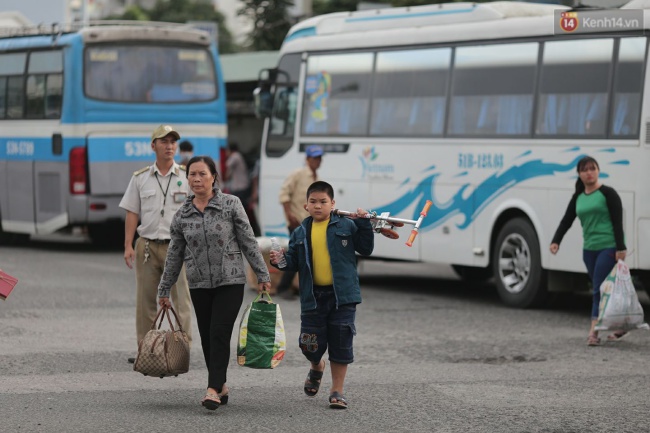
top-left (134, 306), bottom-right (190, 378)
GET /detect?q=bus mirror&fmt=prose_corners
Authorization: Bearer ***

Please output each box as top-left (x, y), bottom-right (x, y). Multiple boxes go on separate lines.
top-left (253, 86), bottom-right (272, 119)
top-left (272, 88), bottom-right (290, 121)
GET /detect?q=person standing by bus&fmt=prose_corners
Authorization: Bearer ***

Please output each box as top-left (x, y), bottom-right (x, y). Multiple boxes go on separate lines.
top-left (224, 142), bottom-right (251, 203)
top-left (276, 145), bottom-right (324, 298)
top-left (550, 156), bottom-right (627, 347)
top-left (119, 125), bottom-right (193, 363)
top-left (179, 140), bottom-right (194, 167)
top-left (224, 142), bottom-right (260, 235)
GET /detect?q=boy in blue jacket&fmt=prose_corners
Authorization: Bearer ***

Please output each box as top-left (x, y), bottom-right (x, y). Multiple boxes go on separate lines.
top-left (270, 181), bottom-right (374, 409)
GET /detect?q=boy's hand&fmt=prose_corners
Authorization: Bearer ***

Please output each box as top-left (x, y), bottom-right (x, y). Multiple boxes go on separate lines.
top-left (269, 249), bottom-right (283, 265)
top-left (354, 208), bottom-right (369, 218)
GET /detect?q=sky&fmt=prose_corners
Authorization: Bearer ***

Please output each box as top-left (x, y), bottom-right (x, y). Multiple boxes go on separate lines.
top-left (0, 0), bottom-right (65, 25)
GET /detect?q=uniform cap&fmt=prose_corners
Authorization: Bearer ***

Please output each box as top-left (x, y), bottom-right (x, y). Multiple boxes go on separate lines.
top-left (305, 145), bottom-right (324, 158)
top-left (151, 125), bottom-right (180, 142)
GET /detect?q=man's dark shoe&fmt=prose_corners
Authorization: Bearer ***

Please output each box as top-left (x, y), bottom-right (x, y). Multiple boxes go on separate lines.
top-left (127, 357), bottom-right (136, 364)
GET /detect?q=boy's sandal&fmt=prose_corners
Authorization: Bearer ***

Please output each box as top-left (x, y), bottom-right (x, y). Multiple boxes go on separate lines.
top-left (587, 333), bottom-right (601, 346)
top-left (304, 361), bottom-right (325, 397)
top-left (329, 391), bottom-right (348, 409)
top-left (607, 331), bottom-right (629, 342)
top-left (201, 392), bottom-right (221, 410)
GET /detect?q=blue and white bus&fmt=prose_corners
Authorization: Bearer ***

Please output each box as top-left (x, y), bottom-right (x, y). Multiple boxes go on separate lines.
top-left (0, 22), bottom-right (226, 244)
top-left (255, 1), bottom-right (650, 307)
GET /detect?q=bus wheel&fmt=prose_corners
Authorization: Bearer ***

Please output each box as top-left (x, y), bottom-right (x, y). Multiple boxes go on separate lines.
top-left (632, 271), bottom-right (650, 302)
top-left (492, 218), bottom-right (547, 308)
top-left (0, 221), bottom-right (28, 245)
top-left (88, 222), bottom-right (124, 248)
top-left (451, 265), bottom-right (492, 283)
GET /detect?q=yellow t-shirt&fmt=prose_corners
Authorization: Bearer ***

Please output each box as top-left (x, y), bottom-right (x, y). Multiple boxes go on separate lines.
top-left (311, 219), bottom-right (333, 286)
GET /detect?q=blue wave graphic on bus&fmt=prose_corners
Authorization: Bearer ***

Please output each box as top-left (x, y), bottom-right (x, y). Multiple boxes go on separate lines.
top-left (378, 154), bottom-right (590, 231)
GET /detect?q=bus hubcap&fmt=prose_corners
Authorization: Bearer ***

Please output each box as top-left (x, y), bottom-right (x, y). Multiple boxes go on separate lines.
top-left (498, 233), bottom-right (531, 294)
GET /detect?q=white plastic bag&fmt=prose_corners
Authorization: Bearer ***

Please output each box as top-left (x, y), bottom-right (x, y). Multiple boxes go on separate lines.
top-left (595, 260), bottom-right (650, 332)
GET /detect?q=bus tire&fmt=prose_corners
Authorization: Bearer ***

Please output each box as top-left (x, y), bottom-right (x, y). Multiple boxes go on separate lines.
top-left (492, 218), bottom-right (547, 308)
top-left (88, 222), bottom-right (124, 248)
top-left (632, 271), bottom-right (650, 302)
top-left (0, 219), bottom-right (27, 245)
top-left (451, 265), bottom-right (492, 283)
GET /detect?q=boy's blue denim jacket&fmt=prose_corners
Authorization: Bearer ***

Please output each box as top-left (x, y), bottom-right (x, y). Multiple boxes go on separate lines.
top-left (279, 213), bottom-right (374, 312)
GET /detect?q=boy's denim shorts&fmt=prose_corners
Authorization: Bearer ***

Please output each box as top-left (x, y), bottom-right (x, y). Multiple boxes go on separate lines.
top-left (299, 286), bottom-right (357, 365)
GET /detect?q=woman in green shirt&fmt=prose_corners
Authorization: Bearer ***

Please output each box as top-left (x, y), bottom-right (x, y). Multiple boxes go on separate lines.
top-left (550, 156), bottom-right (627, 346)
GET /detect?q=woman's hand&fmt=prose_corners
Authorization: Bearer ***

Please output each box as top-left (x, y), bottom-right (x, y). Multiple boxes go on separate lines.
top-left (258, 282), bottom-right (271, 294)
top-left (549, 243), bottom-right (559, 255)
top-left (158, 297), bottom-right (171, 308)
top-left (616, 250), bottom-right (627, 261)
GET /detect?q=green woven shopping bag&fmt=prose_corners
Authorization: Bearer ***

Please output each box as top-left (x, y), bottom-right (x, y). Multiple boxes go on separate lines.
top-left (237, 292), bottom-right (286, 369)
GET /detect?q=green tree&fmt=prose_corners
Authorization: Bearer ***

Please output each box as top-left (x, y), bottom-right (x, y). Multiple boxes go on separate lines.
top-left (237, 0), bottom-right (295, 51)
top-left (117, 5), bottom-right (149, 21)
top-left (108, 0), bottom-right (237, 54)
top-left (313, 0), bottom-right (362, 15)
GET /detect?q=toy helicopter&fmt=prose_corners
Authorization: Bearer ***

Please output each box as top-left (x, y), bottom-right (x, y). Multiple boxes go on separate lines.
top-left (333, 200), bottom-right (432, 247)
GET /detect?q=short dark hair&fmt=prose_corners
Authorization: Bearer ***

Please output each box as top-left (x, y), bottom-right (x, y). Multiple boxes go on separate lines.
top-left (307, 181), bottom-right (334, 200)
top-left (186, 155), bottom-right (219, 187)
top-left (179, 140), bottom-right (193, 152)
top-left (227, 142), bottom-right (239, 152)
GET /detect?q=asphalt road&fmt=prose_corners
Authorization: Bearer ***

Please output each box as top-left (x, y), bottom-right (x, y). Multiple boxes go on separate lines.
top-left (1, 239), bottom-right (649, 433)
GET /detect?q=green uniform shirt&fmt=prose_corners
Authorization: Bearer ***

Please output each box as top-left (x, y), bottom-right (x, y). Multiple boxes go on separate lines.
top-left (576, 190), bottom-right (616, 251)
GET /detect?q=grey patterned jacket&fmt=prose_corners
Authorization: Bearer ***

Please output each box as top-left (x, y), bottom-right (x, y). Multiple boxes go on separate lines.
top-left (158, 188), bottom-right (270, 298)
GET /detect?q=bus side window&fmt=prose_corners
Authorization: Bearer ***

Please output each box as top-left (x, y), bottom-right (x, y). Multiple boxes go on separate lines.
top-left (0, 77), bottom-right (6, 119)
top-left (301, 53), bottom-right (373, 136)
top-left (25, 51), bottom-right (64, 119)
top-left (0, 52), bottom-right (27, 120)
top-left (449, 43), bottom-right (537, 137)
top-left (536, 39), bottom-right (613, 137)
top-left (371, 48), bottom-right (450, 137)
top-left (46, 76), bottom-right (63, 119)
top-left (611, 37), bottom-right (646, 137)
top-left (6, 76), bottom-right (25, 119)
top-left (25, 75), bottom-right (46, 118)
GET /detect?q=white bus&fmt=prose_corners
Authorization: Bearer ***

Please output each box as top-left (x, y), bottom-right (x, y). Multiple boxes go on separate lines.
top-left (254, 0), bottom-right (650, 307)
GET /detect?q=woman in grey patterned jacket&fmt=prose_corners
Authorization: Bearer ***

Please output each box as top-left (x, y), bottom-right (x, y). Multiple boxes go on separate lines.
top-left (158, 155), bottom-right (271, 411)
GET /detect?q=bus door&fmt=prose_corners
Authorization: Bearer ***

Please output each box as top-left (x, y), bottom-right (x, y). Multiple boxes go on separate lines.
top-left (33, 131), bottom-right (69, 234)
top-left (2, 136), bottom-right (36, 235)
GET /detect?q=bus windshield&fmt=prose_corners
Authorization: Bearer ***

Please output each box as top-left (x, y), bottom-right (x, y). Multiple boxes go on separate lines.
top-left (84, 45), bottom-right (217, 102)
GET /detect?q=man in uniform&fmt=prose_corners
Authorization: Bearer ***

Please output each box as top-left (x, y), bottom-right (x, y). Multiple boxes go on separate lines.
top-left (275, 144), bottom-right (324, 298)
top-left (120, 125), bottom-right (192, 363)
